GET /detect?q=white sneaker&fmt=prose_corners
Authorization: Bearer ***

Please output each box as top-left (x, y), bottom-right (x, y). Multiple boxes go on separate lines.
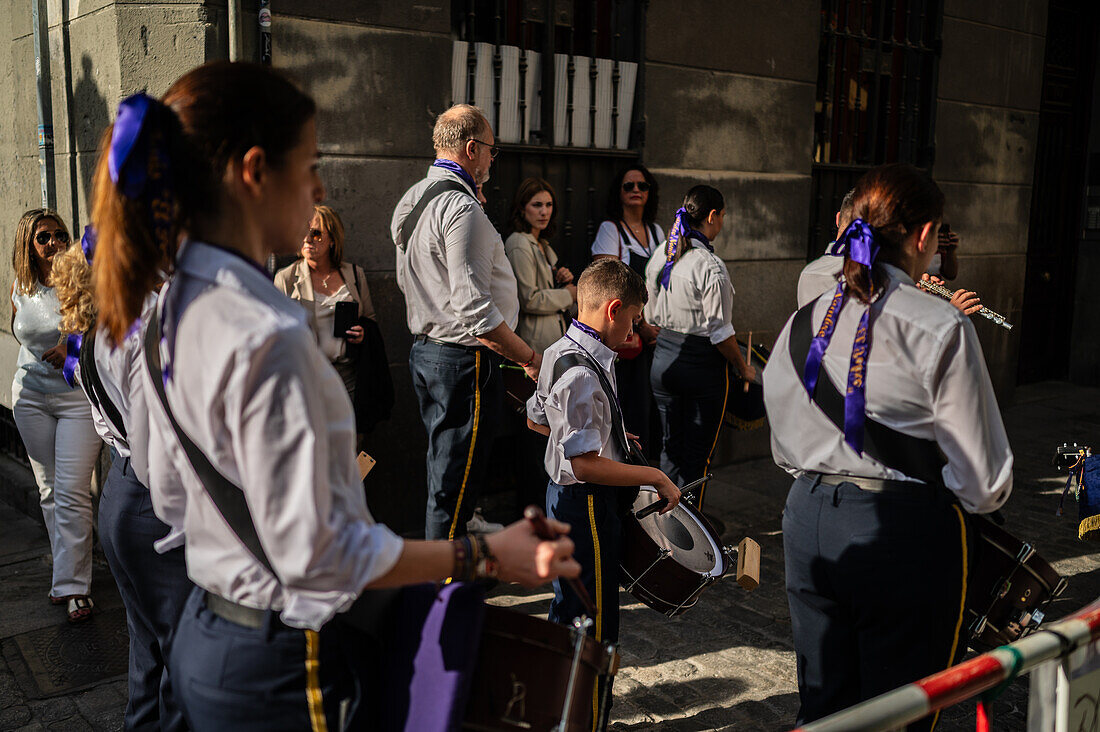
top-left (466, 507), bottom-right (504, 533)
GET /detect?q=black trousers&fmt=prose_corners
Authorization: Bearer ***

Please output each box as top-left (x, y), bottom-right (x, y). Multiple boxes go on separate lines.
top-left (782, 474), bottom-right (972, 731)
top-left (410, 340), bottom-right (504, 539)
top-left (650, 330), bottom-right (728, 508)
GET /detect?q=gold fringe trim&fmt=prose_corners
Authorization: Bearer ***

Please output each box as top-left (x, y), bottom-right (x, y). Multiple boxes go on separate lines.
top-left (1079, 512), bottom-right (1100, 541)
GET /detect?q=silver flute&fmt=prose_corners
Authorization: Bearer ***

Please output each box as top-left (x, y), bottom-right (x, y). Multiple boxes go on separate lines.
top-left (917, 279), bottom-right (1013, 331)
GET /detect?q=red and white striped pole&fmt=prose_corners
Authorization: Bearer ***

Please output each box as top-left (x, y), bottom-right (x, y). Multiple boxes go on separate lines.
top-left (793, 600), bottom-right (1100, 731)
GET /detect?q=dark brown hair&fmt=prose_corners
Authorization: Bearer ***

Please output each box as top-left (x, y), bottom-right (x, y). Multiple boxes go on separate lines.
top-left (843, 164), bottom-right (944, 304)
top-left (507, 177), bottom-right (557, 240)
top-left (606, 165), bottom-right (659, 225)
top-left (577, 258), bottom-right (647, 310)
top-left (91, 61), bottom-right (316, 343)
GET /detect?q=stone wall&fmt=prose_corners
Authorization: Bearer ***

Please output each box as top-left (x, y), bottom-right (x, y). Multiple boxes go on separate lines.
top-left (935, 0), bottom-right (1048, 401)
top-left (273, 3), bottom-right (452, 531)
top-left (0, 0), bottom-right (224, 403)
top-left (643, 0), bottom-right (821, 464)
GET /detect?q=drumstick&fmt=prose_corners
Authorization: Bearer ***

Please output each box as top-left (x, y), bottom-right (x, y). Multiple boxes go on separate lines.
top-left (524, 506), bottom-right (597, 616)
top-left (633, 474), bottom-right (712, 520)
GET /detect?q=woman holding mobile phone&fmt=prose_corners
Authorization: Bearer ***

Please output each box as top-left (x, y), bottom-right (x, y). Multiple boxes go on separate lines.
top-left (275, 205), bottom-right (372, 404)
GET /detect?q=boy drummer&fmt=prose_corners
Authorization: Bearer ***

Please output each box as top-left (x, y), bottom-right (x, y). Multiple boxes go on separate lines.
top-left (527, 259), bottom-right (680, 647)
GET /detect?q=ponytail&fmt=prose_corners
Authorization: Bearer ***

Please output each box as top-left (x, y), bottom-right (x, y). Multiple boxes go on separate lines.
top-left (657, 184), bottom-right (724, 290)
top-left (90, 62), bottom-right (316, 345)
top-left (90, 97), bottom-right (182, 345)
top-left (842, 164), bottom-right (944, 305)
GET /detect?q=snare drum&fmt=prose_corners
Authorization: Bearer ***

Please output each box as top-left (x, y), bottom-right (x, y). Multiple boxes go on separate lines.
top-left (966, 515), bottom-right (1068, 652)
top-left (464, 606), bottom-right (618, 731)
top-left (620, 486), bottom-right (732, 617)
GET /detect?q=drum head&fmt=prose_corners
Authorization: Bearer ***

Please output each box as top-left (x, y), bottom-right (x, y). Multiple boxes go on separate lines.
top-left (633, 487), bottom-right (725, 576)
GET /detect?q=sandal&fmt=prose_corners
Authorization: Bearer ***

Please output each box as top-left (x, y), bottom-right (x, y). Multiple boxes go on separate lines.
top-left (66, 596), bottom-right (93, 623)
top-left (49, 594), bottom-right (69, 605)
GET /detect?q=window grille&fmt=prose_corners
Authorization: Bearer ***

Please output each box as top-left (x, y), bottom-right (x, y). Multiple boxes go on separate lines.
top-left (451, 0), bottom-right (643, 150)
top-left (809, 0), bottom-right (943, 257)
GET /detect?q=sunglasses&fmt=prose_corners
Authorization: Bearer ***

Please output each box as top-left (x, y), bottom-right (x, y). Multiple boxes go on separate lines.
top-left (307, 228), bottom-right (325, 243)
top-left (469, 138), bottom-right (501, 159)
top-left (34, 230), bottom-right (70, 247)
top-left (622, 181), bottom-right (651, 193)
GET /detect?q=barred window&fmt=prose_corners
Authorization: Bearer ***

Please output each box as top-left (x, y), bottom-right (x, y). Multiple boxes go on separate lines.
top-left (809, 0), bottom-right (943, 254)
top-left (450, 0), bottom-right (643, 150)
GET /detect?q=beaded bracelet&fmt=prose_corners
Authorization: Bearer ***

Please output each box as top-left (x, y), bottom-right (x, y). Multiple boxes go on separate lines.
top-left (472, 533), bottom-right (499, 579)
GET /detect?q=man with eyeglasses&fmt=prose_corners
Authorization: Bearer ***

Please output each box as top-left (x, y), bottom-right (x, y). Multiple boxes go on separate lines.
top-left (392, 104), bottom-right (541, 540)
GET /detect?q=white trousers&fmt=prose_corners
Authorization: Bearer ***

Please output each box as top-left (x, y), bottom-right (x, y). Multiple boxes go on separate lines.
top-left (12, 381), bottom-right (102, 596)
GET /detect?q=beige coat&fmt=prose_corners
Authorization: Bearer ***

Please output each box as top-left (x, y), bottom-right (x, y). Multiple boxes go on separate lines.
top-left (503, 231), bottom-right (574, 354)
top-left (273, 258), bottom-right (376, 341)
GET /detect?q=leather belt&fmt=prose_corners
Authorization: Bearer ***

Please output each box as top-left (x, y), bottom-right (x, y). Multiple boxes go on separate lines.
top-left (810, 472), bottom-right (930, 496)
top-left (413, 334), bottom-right (484, 352)
top-left (204, 591), bottom-right (269, 629)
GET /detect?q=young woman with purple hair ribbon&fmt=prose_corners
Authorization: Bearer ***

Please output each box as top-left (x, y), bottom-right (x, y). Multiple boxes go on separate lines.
top-left (763, 164), bottom-right (1013, 730)
top-left (643, 185), bottom-right (756, 509)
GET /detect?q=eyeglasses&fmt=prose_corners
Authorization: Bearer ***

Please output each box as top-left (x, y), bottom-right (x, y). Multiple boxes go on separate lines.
top-left (34, 230), bottom-right (70, 247)
top-left (622, 181), bottom-right (651, 193)
top-left (307, 228), bottom-right (325, 243)
top-left (469, 138), bottom-right (501, 159)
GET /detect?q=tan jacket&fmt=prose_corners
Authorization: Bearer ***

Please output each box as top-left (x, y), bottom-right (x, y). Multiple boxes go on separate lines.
top-left (503, 231), bottom-right (574, 354)
top-left (273, 258), bottom-right (376, 342)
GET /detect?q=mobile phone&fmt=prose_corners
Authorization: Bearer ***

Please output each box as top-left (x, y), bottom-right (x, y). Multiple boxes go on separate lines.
top-left (333, 301), bottom-right (358, 338)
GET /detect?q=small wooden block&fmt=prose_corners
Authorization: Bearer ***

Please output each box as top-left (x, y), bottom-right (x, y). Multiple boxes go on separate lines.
top-left (735, 536), bottom-right (761, 591)
top-left (356, 452), bottom-right (377, 481)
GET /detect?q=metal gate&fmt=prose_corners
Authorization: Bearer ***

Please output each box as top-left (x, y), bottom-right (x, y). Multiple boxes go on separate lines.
top-left (809, 0), bottom-right (942, 257)
top-left (450, 0), bottom-right (645, 268)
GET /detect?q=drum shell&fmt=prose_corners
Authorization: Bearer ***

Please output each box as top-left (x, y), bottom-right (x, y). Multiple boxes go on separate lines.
top-left (620, 490), bottom-right (730, 617)
top-left (965, 515), bottom-right (1066, 652)
top-left (464, 606), bottom-right (610, 731)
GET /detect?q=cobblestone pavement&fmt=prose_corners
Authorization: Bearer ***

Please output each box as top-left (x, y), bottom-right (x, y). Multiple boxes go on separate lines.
top-left (487, 381), bottom-right (1100, 731)
top-left (0, 382), bottom-right (1097, 730)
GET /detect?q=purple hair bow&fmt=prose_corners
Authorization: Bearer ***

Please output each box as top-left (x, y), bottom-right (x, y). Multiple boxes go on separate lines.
top-left (658, 208), bottom-right (710, 290)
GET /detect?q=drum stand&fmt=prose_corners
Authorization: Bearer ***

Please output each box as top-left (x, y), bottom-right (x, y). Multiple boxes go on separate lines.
top-left (554, 616), bottom-right (620, 732)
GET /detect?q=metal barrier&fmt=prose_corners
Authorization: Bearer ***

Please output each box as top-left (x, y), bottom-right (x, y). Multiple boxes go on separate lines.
top-left (793, 598), bottom-right (1100, 731)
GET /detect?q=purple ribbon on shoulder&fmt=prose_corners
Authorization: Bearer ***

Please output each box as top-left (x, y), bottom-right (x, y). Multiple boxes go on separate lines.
top-left (62, 333), bottom-right (82, 389)
top-left (800, 218), bottom-right (880, 455)
top-left (431, 159), bottom-right (479, 196)
top-left (658, 207), bottom-right (710, 290)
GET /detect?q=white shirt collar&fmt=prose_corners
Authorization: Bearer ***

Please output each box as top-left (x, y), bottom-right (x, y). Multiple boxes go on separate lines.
top-left (565, 322), bottom-right (617, 374)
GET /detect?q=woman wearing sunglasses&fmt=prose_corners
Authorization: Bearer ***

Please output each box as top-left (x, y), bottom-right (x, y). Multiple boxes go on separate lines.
top-left (590, 166), bottom-right (664, 457)
top-left (10, 209), bottom-right (102, 623)
top-left (274, 205), bottom-right (374, 424)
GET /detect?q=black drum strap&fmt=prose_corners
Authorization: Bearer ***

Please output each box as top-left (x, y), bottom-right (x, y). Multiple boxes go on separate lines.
top-left (551, 351), bottom-right (646, 466)
top-left (398, 179), bottom-right (475, 248)
top-left (788, 300), bottom-right (947, 485)
top-left (78, 328), bottom-right (128, 442)
top-left (143, 314), bottom-right (277, 578)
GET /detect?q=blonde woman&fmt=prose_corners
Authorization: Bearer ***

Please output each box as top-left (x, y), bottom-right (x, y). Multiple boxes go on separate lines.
top-left (275, 205), bottom-right (374, 413)
top-left (10, 209), bottom-right (101, 623)
top-left (53, 241), bottom-right (191, 728)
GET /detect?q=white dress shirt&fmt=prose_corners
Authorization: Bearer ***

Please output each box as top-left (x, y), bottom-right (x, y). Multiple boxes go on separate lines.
top-left (527, 324), bottom-right (624, 485)
top-left (643, 242), bottom-right (736, 344)
top-left (391, 166), bottom-right (519, 346)
top-left (764, 263), bottom-right (1013, 514)
top-left (142, 241), bottom-right (404, 630)
top-left (797, 254), bottom-right (844, 309)
top-left (590, 220), bottom-right (666, 263)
